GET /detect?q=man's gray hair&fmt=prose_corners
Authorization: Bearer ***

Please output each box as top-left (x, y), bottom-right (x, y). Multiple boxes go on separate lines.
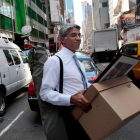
top-left (59, 23), bottom-right (81, 38)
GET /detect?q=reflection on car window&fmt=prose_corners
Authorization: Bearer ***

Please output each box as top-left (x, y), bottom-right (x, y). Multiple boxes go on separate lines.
top-left (122, 44), bottom-right (138, 55)
top-left (3, 49), bottom-right (14, 66)
top-left (78, 58), bottom-right (94, 72)
top-left (10, 50), bottom-right (21, 65)
top-left (18, 51), bottom-right (28, 63)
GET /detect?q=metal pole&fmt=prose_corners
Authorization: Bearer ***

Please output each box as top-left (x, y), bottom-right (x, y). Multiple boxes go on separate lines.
top-left (35, 0), bottom-right (39, 44)
top-left (56, 27), bottom-right (57, 52)
top-left (54, 15), bottom-right (57, 53)
top-left (42, 2), bottom-right (46, 48)
top-left (10, 0), bottom-right (15, 41)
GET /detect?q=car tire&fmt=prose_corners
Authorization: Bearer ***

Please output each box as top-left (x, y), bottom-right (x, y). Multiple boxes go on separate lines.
top-left (0, 91), bottom-right (6, 116)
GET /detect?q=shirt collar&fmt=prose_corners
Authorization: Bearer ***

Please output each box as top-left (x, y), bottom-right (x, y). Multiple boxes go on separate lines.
top-left (61, 46), bottom-right (75, 59)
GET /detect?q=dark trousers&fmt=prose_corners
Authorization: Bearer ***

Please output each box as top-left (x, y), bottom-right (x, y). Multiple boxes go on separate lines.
top-left (61, 106), bottom-right (90, 140)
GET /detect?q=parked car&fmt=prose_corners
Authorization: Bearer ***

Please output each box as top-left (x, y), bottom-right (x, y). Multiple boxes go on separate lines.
top-left (119, 41), bottom-right (140, 80)
top-left (28, 52), bottom-right (100, 111)
top-left (28, 81), bottom-right (39, 112)
top-left (0, 37), bottom-right (32, 116)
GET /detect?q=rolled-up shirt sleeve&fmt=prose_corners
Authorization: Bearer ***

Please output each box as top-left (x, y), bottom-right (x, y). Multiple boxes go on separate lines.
top-left (40, 57), bottom-right (71, 106)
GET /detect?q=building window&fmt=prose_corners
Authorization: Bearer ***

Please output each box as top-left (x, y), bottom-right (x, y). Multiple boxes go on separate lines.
top-left (43, 6), bottom-right (46, 13)
top-left (46, 34), bottom-right (48, 39)
top-left (44, 20), bottom-right (47, 27)
top-left (39, 31), bottom-right (45, 39)
top-left (39, 1), bottom-right (42, 9)
top-left (36, 0), bottom-right (39, 7)
top-left (102, 2), bottom-right (108, 7)
top-left (0, 1), bottom-right (12, 18)
top-left (28, 7), bottom-right (33, 18)
top-left (0, 14), bottom-right (12, 31)
top-left (50, 28), bottom-right (54, 34)
top-left (5, 16), bottom-right (12, 31)
top-left (49, 38), bottom-right (54, 43)
top-left (37, 14), bottom-right (43, 24)
top-left (0, 14), bottom-right (5, 29)
top-left (31, 28), bottom-right (38, 38)
top-left (33, 11), bottom-right (37, 20)
top-left (27, 6), bottom-right (38, 21)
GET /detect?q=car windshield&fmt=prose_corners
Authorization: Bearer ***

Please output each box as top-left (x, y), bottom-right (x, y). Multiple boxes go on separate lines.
top-left (78, 58), bottom-right (95, 72)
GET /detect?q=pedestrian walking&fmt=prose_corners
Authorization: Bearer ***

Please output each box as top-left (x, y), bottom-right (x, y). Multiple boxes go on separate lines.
top-left (40, 23), bottom-right (91, 140)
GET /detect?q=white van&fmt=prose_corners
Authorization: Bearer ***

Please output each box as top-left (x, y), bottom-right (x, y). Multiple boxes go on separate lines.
top-left (0, 37), bottom-right (32, 116)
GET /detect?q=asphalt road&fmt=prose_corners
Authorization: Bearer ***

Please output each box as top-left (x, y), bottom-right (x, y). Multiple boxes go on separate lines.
top-left (104, 115), bottom-right (140, 140)
top-left (0, 88), bottom-right (46, 140)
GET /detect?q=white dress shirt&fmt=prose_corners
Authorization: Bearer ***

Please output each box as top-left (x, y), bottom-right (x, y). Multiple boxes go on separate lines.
top-left (40, 47), bottom-right (90, 106)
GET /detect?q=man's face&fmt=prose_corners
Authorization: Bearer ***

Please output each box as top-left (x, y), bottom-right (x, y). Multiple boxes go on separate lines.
top-left (61, 28), bottom-right (81, 53)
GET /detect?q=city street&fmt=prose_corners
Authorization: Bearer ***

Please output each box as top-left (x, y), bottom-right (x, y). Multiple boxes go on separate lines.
top-left (0, 62), bottom-right (140, 140)
top-left (0, 88), bottom-right (46, 140)
top-left (1, 0), bottom-right (140, 139)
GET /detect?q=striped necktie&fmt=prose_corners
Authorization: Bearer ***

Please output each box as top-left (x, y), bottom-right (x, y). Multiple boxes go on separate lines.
top-left (73, 55), bottom-right (87, 89)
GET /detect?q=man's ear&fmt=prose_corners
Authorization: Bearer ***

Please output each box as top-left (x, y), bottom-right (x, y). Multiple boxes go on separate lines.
top-left (61, 37), bottom-right (66, 45)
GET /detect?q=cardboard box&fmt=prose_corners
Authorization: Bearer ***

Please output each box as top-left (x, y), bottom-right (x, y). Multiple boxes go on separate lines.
top-left (72, 76), bottom-right (140, 140)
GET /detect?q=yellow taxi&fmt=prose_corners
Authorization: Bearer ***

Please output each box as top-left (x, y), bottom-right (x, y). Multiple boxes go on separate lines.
top-left (81, 49), bottom-right (90, 54)
top-left (120, 41), bottom-right (140, 80)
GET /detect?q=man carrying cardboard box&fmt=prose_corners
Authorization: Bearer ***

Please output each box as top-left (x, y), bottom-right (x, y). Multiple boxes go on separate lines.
top-left (40, 23), bottom-right (91, 140)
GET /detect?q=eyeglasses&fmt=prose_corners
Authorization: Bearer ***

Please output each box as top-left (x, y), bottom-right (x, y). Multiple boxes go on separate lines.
top-left (69, 33), bottom-right (83, 38)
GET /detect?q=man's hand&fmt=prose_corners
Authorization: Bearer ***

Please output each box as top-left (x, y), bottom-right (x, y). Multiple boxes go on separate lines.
top-left (70, 89), bottom-right (90, 110)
